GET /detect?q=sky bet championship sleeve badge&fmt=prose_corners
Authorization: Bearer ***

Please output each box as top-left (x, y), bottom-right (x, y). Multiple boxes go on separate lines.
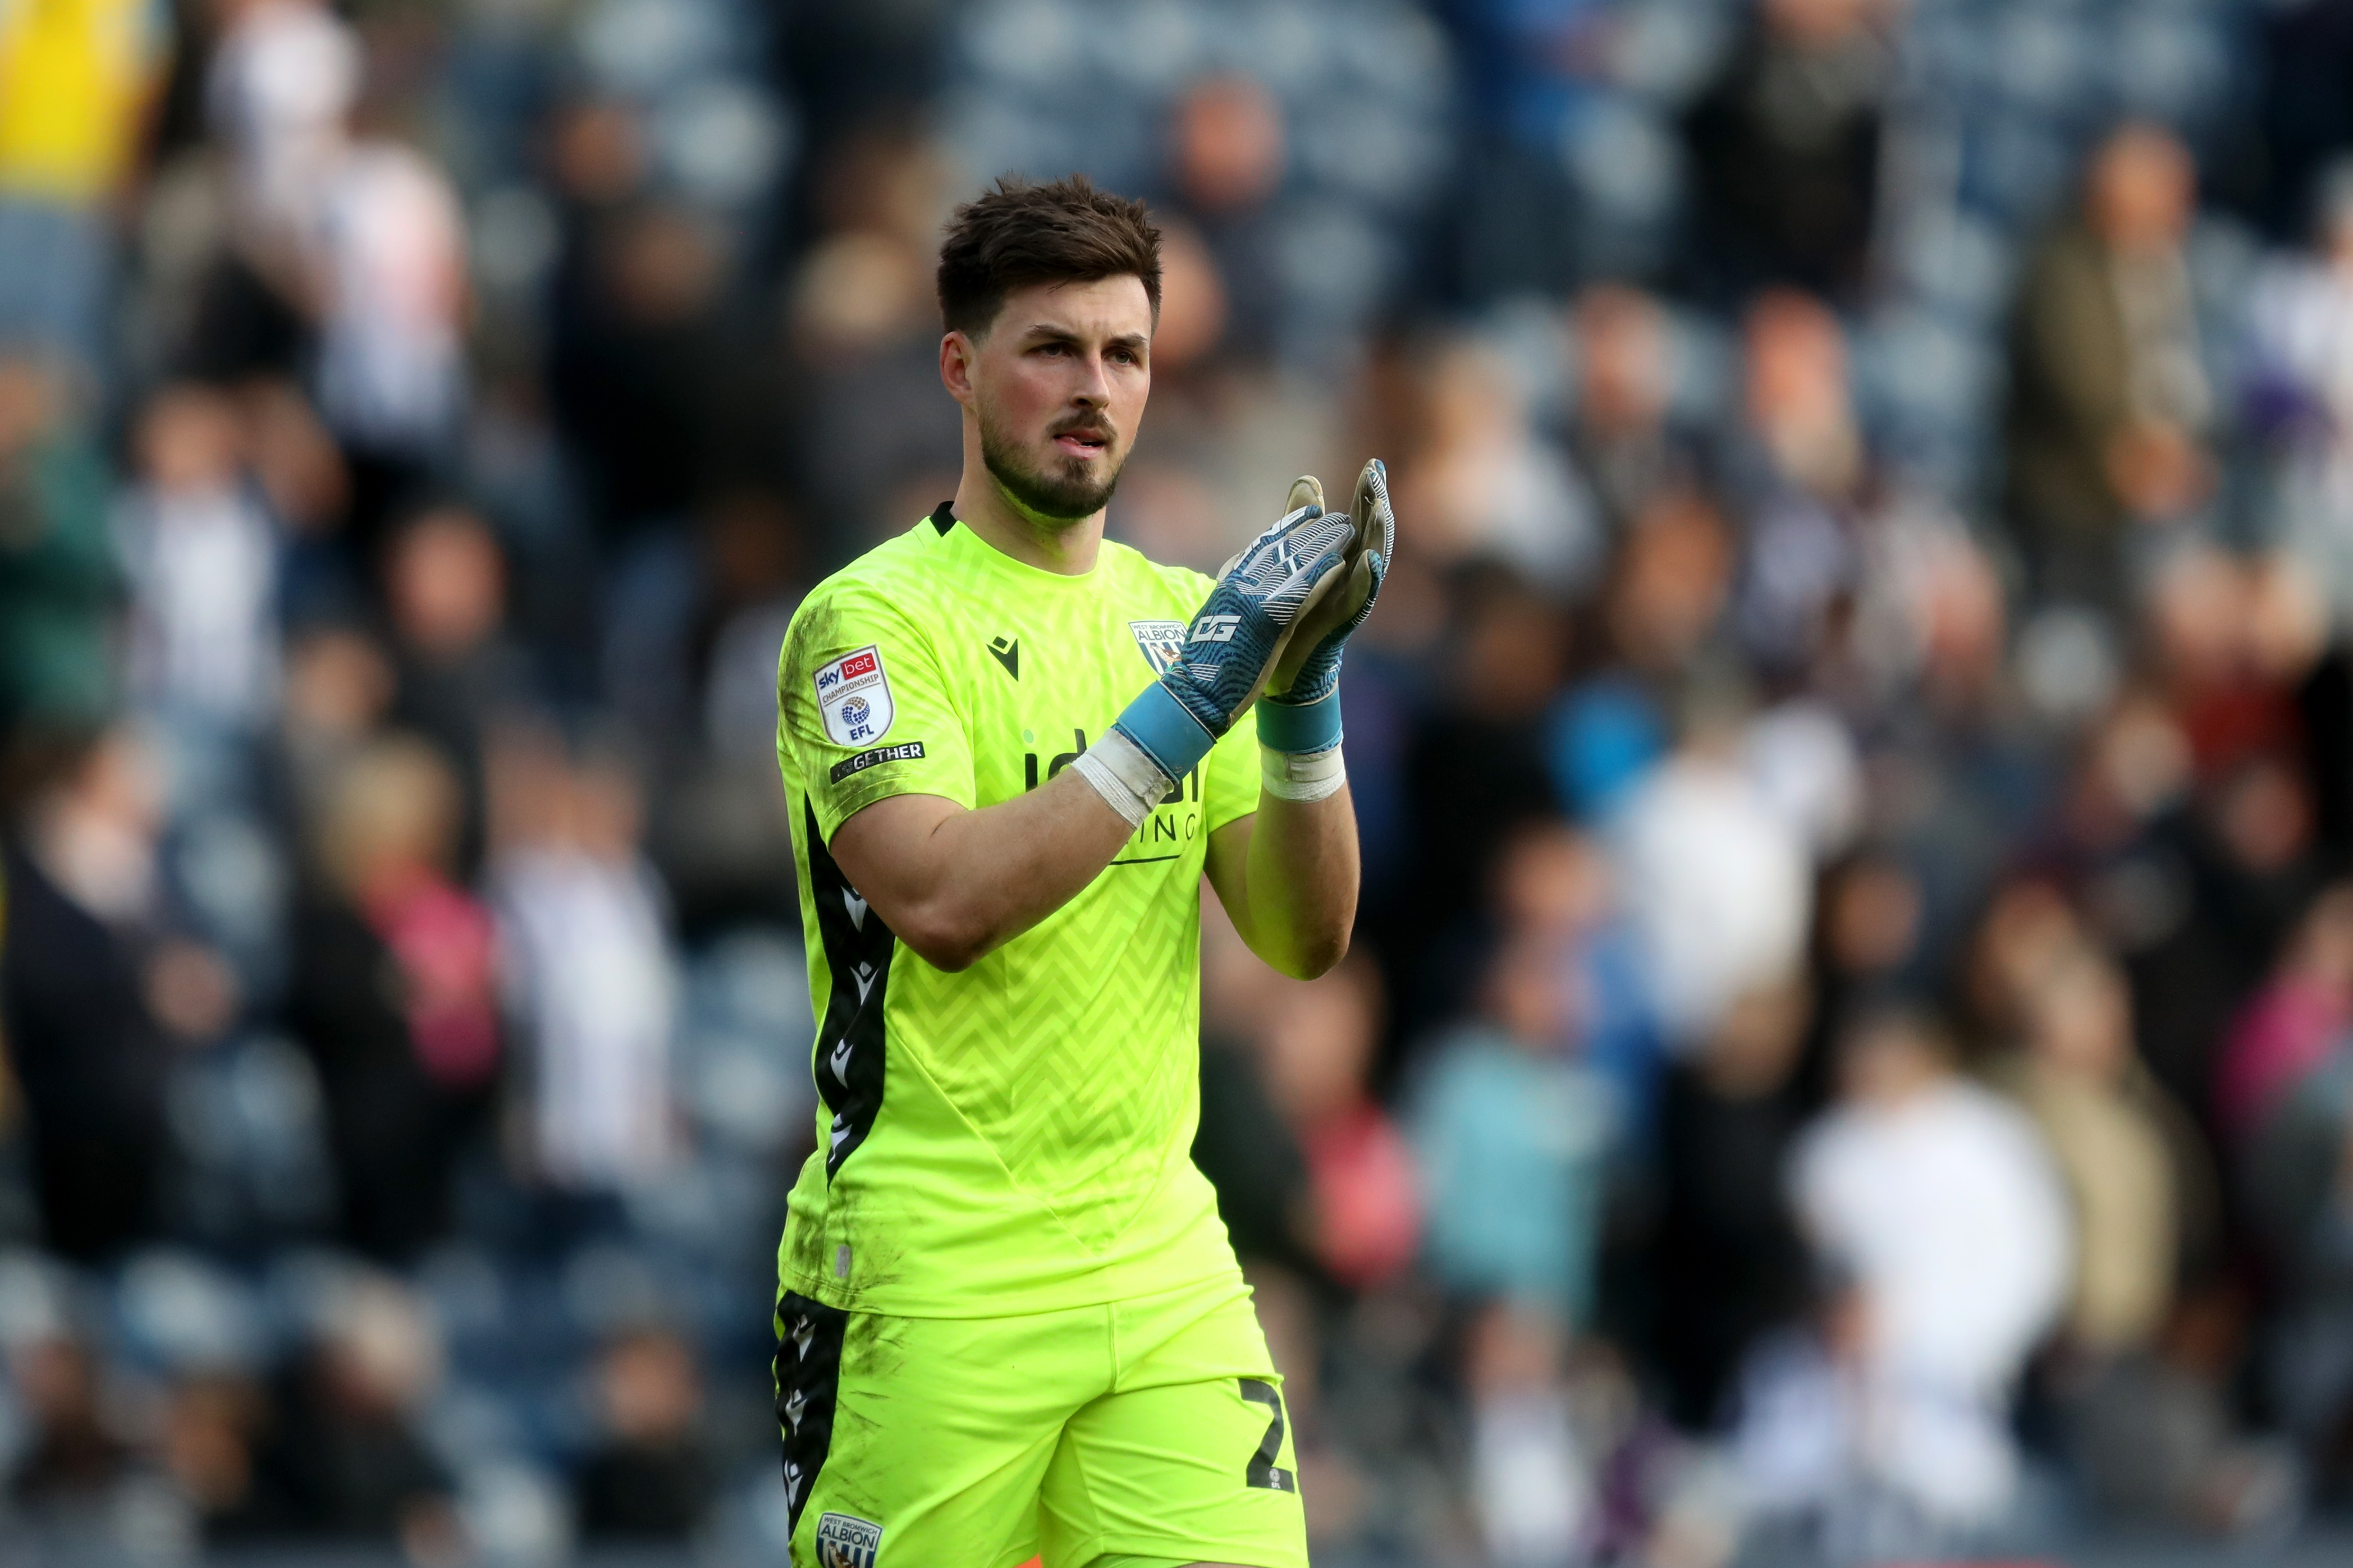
top-left (814, 1511), bottom-right (882, 1567)
top-left (1129, 620), bottom-right (1188, 676)
top-left (813, 645), bottom-right (896, 747)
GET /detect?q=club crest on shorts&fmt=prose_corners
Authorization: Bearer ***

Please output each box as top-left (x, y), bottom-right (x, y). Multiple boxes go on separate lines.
top-left (814, 1511), bottom-right (882, 1568)
top-left (1129, 620), bottom-right (1187, 675)
top-left (813, 645), bottom-right (895, 746)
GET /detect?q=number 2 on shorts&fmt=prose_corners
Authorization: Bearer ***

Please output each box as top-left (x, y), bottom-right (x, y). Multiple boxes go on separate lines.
top-left (1238, 1378), bottom-right (1296, 1493)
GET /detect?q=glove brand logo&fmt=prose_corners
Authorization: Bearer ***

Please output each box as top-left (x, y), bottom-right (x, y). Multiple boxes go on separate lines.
top-left (814, 1512), bottom-right (882, 1568)
top-left (1190, 613), bottom-right (1240, 643)
top-left (1128, 620), bottom-right (1187, 674)
top-left (813, 645), bottom-right (895, 745)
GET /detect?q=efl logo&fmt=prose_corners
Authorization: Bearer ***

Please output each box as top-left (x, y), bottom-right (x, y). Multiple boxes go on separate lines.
top-left (813, 644), bottom-right (895, 746)
top-left (814, 1512), bottom-right (881, 1568)
top-left (1191, 613), bottom-right (1240, 644)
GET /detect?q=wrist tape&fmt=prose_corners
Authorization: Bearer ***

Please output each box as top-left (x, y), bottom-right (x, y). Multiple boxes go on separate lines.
top-left (1261, 744), bottom-right (1346, 802)
top-left (1254, 688), bottom-right (1343, 755)
top-left (1073, 727), bottom-right (1176, 828)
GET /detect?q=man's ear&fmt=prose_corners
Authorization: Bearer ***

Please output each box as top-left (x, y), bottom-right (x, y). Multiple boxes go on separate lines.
top-left (940, 331), bottom-right (977, 410)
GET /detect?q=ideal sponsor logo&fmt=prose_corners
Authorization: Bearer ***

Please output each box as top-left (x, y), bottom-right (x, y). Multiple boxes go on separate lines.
top-left (813, 644), bottom-right (895, 746)
top-left (814, 1511), bottom-right (881, 1568)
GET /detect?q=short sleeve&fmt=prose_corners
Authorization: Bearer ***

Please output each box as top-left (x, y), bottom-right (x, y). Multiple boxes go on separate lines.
top-left (1202, 700), bottom-right (1258, 835)
top-left (777, 583), bottom-right (976, 841)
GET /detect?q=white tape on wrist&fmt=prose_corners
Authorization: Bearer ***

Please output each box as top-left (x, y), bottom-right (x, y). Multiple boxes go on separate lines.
top-left (1261, 743), bottom-right (1346, 802)
top-left (1073, 728), bottom-right (1176, 828)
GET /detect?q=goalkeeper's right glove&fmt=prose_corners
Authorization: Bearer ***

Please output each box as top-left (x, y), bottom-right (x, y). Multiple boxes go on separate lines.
top-left (1107, 501), bottom-right (1356, 781)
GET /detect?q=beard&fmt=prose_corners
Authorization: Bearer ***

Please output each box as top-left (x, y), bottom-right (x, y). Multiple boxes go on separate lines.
top-left (978, 404), bottom-right (1124, 523)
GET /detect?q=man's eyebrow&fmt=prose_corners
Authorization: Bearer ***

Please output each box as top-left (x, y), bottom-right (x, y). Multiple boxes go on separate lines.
top-left (1014, 324), bottom-right (1150, 354)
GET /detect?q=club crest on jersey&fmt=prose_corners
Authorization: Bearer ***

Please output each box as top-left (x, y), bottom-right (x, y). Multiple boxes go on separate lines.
top-left (814, 1511), bottom-right (882, 1568)
top-left (1129, 620), bottom-right (1187, 675)
top-left (813, 645), bottom-right (895, 746)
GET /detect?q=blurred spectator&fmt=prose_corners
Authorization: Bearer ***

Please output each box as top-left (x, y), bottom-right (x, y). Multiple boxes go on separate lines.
top-left (1652, 973), bottom-right (1816, 1430)
top-left (289, 734), bottom-right (498, 1260)
top-left (1773, 1006), bottom-right (2071, 1534)
top-left (384, 503), bottom-right (526, 875)
top-left (7, 1326), bottom-right (145, 1526)
top-left (1994, 945), bottom-right (2278, 1531)
top-left (309, 93), bottom-right (468, 556)
top-left (491, 736), bottom-right (676, 1203)
top-left (2246, 157), bottom-right (2353, 630)
top-left (1724, 291), bottom-right (1864, 677)
top-left (1411, 934), bottom-right (1617, 1320)
top-left (1564, 285), bottom-right (1695, 538)
top-left (1396, 334), bottom-right (1601, 592)
top-left (1, 727), bottom-right (171, 1259)
top-left (1609, 694), bottom-right (1811, 1046)
top-left (1463, 1300), bottom-right (1592, 1568)
top-left (2004, 124), bottom-right (2214, 601)
top-left (2219, 884), bottom-right (2353, 1141)
top-left (0, 0), bottom-right (168, 375)
top-left (1683, 0), bottom-right (1893, 301)
top-left (194, 0), bottom-right (361, 383)
top-left (262, 1269), bottom-right (456, 1546)
top-left (575, 1326), bottom-right (716, 1542)
top-left (0, 356), bottom-right (116, 728)
top-left (551, 195), bottom-right (737, 546)
top-left (1262, 959), bottom-right (1420, 1292)
top-left (1164, 74), bottom-right (1287, 357)
top-left (115, 382), bottom-right (281, 732)
top-left (162, 1369), bottom-right (293, 1541)
top-left (1386, 566), bottom-right (1570, 1023)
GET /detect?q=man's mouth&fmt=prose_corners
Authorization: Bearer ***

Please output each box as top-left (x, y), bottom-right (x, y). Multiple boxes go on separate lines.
top-left (1052, 427), bottom-right (1111, 459)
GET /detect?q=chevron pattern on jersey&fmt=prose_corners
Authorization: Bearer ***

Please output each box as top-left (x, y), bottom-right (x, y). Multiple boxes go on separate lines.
top-left (773, 515), bottom-right (1265, 1313)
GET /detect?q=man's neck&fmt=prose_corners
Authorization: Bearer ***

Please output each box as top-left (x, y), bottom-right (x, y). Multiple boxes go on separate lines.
top-left (951, 465), bottom-right (1104, 576)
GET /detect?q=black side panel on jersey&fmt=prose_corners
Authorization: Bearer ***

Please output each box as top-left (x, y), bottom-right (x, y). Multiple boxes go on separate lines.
top-left (773, 1290), bottom-right (849, 1535)
top-left (805, 800), bottom-right (894, 1180)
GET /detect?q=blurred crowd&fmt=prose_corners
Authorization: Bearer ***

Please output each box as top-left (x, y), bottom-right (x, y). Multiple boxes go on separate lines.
top-left (7, 0), bottom-right (2353, 1564)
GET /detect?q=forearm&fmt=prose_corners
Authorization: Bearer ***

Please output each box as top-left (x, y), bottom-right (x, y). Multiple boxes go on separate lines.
top-left (1232, 786), bottom-right (1359, 979)
top-left (831, 770), bottom-right (1134, 971)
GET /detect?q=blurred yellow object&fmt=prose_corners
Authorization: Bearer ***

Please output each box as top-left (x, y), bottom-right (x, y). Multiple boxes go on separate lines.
top-left (0, 0), bottom-right (167, 199)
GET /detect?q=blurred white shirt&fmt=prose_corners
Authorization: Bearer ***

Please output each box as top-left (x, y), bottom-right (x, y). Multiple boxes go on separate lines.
top-left (1793, 1079), bottom-right (2072, 1398)
top-left (496, 850), bottom-right (676, 1190)
top-left (115, 482), bottom-right (280, 728)
top-left (1608, 749), bottom-right (1811, 1043)
top-left (313, 141), bottom-right (466, 451)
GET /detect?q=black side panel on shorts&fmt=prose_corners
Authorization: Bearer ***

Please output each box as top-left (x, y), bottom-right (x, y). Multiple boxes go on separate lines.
top-left (774, 1290), bottom-right (850, 1535)
top-left (804, 800), bottom-right (893, 1179)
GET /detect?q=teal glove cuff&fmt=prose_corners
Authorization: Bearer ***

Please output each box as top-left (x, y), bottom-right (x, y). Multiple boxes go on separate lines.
top-left (1255, 689), bottom-right (1343, 755)
top-left (1113, 680), bottom-right (1219, 780)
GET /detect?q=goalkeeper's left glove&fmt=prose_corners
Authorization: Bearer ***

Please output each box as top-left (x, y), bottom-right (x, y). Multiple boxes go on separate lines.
top-left (1256, 458), bottom-right (1392, 758)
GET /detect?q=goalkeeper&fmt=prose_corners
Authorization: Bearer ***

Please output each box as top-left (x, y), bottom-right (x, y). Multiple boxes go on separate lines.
top-left (767, 173), bottom-right (1388, 1568)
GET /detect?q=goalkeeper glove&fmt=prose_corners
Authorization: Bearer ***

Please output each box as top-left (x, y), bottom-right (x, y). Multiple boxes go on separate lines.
top-left (1108, 499), bottom-right (1356, 780)
top-left (1257, 459), bottom-right (1393, 755)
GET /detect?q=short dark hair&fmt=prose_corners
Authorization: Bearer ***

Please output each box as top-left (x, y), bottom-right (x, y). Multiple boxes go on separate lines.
top-left (936, 175), bottom-right (1162, 338)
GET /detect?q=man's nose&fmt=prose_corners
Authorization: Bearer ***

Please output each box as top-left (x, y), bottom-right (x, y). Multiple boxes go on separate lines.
top-left (1070, 352), bottom-right (1112, 406)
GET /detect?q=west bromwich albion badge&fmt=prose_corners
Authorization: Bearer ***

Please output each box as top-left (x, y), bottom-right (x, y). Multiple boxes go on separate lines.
top-left (814, 1511), bottom-right (882, 1568)
top-left (1129, 620), bottom-right (1187, 676)
top-left (813, 645), bottom-right (895, 746)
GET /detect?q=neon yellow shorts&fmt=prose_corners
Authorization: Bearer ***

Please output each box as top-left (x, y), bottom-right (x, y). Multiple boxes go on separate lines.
top-left (773, 1271), bottom-right (1307, 1568)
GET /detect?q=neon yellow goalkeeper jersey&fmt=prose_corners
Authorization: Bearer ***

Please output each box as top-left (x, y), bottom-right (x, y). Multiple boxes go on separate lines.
top-left (772, 506), bottom-right (1261, 1317)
